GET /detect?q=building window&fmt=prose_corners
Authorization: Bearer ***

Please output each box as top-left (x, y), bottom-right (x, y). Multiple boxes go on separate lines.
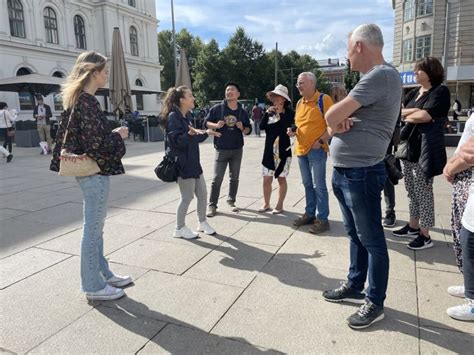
top-left (135, 79), bottom-right (143, 110)
top-left (44, 7), bottom-right (58, 44)
top-left (402, 39), bottom-right (413, 62)
top-left (128, 0), bottom-right (136, 7)
top-left (74, 15), bottom-right (87, 49)
top-left (403, 0), bottom-right (415, 22)
top-left (8, 0), bottom-right (25, 38)
top-left (415, 35), bottom-right (431, 59)
top-left (52, 71), bottom-right (65, 78)
top-left (130, 26), bottom-right (138, 56)
top-left (417, 0), bottom-right (433, 17)
top-left (16, 67), bottom-right (35, 110)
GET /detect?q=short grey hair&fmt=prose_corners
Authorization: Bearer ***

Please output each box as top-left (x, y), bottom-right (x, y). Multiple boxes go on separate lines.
top-left (298, 72), bottom-right (317, 85)
top-left (350, 24), bottom-right (384, 48)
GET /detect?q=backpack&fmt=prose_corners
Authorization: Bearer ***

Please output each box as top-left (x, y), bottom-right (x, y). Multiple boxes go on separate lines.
top-left (296, 93), bottom-right (327, 117)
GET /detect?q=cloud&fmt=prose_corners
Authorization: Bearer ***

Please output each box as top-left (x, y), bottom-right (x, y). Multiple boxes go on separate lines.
top-left (155, 0), bottom-right (395, 61)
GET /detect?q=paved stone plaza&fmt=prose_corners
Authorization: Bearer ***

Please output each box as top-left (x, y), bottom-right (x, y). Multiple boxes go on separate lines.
top-left (0, 137), bottom-right (472, 354)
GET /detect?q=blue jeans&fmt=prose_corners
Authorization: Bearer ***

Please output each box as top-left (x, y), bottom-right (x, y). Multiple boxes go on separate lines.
top-left (332, 162), bottom-right (389, 307)
top-left (461, 226), bottom-right (474, 299)
top-left (297, 148), bottom-right (329, 221)
top-left (76, 175), bottom-right (114, 292)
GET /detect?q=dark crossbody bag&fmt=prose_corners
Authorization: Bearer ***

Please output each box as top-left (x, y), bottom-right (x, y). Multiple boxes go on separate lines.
top-left (395, 124), bottom-right (420, 162)
top-left (154, 128), bottom-right (178, 183)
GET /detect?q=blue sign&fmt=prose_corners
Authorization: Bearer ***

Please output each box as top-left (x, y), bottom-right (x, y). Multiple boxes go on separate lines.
top-left (400, 71), bottom-right (416, 85)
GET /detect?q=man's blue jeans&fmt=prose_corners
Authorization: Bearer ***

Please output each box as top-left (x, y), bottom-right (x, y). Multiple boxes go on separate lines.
top-left (297, 148), bottom-right (329, 221)
top-left (76, 175), bottom-right (114, 292)
top-left (332, 162), bottom-right (389, 307)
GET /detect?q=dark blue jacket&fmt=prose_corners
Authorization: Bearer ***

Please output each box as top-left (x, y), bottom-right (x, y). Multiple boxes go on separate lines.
top-left (167, 107), bottom-right (208, 179)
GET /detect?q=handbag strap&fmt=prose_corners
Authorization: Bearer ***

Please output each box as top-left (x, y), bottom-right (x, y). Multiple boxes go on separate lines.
top-left (61, 108), bottom-right (76, 146)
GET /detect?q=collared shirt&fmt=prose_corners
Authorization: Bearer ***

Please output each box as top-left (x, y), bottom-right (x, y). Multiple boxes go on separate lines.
top-left (294, 91), bottom-right (333, 156)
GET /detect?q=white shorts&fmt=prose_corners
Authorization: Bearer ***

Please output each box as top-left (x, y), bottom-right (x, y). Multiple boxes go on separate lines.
top-left (262, 158), bottom-right (292, 178)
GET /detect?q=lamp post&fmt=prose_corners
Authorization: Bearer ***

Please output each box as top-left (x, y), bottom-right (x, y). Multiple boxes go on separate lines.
top-left (171, 0), bottom-right (178, 82)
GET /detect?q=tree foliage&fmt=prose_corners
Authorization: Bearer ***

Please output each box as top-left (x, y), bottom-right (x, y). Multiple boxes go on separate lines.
top-left (343, 59), bottom-right (360, 92)
top-left (158, 27), bottom-right (332, 107)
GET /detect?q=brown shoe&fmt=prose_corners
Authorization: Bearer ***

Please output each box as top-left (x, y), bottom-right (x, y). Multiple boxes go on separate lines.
top-left (293, 213), bottom-right (315, 227)
top-left (309, 219), bottom-right (330, 234)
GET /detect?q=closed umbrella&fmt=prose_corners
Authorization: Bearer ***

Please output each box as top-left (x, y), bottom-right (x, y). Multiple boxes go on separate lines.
top-left (175, 48), bottom-right (192, 89)
top-left (109, 27), bottom-right (132, 116)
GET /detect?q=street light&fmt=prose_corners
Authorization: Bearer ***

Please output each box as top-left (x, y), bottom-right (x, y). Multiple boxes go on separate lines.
top-left (171, 0), bottom-right (178, 83)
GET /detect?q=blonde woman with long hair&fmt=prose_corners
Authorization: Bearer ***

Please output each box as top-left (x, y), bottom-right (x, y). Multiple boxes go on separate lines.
top-left (50, 51), bottom-right (131, 301)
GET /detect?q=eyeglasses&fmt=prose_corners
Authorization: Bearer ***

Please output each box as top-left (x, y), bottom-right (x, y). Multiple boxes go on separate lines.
top-left (295, 82), bottom-right (305, 88)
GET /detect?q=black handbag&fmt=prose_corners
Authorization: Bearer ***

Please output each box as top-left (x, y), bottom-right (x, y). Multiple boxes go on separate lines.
top-left (395, 124), bottom-right (420, 162)
top-left (154, 154), bottom-right (177, 182)
top-left (154, 130), bottom-right (178, 182)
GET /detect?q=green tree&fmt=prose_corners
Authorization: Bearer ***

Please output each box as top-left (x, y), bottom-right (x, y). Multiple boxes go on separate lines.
top-left (343, 59), bottom-right (360, 92)
top-left (158, 30), bottom-right (175, 91)
top-left (193, 39), bottom-right (223, 105)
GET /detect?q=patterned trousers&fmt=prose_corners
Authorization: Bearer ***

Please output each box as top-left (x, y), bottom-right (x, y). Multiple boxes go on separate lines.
top-left (402, 161), bottom-right (435, 229)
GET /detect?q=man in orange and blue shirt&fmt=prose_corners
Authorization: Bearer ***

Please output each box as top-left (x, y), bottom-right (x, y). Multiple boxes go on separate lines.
top-left (288, 72), bottom-right (333, 234)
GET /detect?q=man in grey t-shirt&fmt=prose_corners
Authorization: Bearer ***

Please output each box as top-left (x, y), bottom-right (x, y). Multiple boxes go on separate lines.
top-left (322, 24), bottom-right (402, 330)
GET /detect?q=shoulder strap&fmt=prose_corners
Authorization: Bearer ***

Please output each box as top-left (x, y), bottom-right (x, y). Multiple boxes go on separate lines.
top-left (318, 94), bottom-right (325, 116)
top-left (61, 108), bottom-right (75, 146)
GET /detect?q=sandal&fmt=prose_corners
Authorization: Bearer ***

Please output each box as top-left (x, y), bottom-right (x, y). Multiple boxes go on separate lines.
top-left (258, 206), bottom-right (271, 213)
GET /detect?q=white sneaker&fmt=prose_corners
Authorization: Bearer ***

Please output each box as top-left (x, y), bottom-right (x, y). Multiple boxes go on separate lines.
top-left (447, 298), bottom-right (474, 321)
top-left (447, 285), bottom-right (465, 298)
top-left (174, 226), bottom-right (199, 239)
top-left (197, 220), bottom-right (216, 235)
top-left (106, 275), bottom-right (132, 288)
top-left (86, 284), bottom-right (124, 301)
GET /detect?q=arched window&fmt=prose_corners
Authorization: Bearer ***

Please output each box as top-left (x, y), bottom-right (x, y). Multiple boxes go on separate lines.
top-left (52, 71), bottom-right (65, 78)
top-left (130, 26), bottom-right (139, 56)
top-left (128, 0), bottom-right (136, 7)
top-left (16, 67), bottom-right (35, 110)
top-left (44, 7), bottom-right (58, 44)
top-left (8, 0), bottom-right (25, 38)
top-left (74, 15), bottom-right (87, 49)
top-left (135, 79), bottom-right (143, 110)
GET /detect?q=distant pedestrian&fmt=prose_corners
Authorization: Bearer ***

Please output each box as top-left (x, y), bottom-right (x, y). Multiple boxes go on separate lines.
top-left (0, 102), bottom-right (16, 163)
top-left (324, 24), bottom-right (402, 329)
top-left (205, 82), bottom-right (252, 217)
top-left (252, 103), bottom-right (263, 137)
top-left (259, 85), bottom-right (295, 214)
top-left (50, 51), bottom-right (131, 301)
top-left (33, 95), bottom-right (53, 154)
top-left (161, 86), bottom-right (220, 239)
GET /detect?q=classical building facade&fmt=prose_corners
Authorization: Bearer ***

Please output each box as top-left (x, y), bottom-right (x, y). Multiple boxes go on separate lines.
top-left (392, 0), bottom-right (474, 111)
top-left (0, 0), bottom-right (163, 120)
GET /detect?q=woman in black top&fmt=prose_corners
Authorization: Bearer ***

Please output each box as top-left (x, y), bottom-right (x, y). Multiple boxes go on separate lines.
top-left (51, 51), bottom-right (131, 301)
top-left (393, 57), bottom-right (449, 250)
top-left (259, 85), bottom-right (295, 214)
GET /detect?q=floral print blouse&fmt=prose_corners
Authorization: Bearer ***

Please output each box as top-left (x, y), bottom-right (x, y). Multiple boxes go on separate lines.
top-left (50, 92), bottom-right (126, 175)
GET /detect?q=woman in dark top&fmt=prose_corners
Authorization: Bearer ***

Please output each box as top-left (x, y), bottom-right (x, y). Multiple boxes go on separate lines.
top-left (259, 85), bottom-right (295, 214)
top-left (50, 51), bottom-right (131, 301)
top-left (161, 86), bottom-right (221, 239)
top-left (393, 57), bottom-right (449, 251)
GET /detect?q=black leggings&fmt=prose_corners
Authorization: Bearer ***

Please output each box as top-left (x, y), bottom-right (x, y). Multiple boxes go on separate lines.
top-left (0, 128), bottom-right (13, 153)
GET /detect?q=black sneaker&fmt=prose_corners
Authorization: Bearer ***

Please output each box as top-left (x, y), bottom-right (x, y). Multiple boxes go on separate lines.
top-left (347, 300), bottom-right (384, 329)
top-left (407, 234), bottom-right (433, 250)
top-left (323, 281), bottom-right (366, 304)
top-left (382, 214), bottom-right (396, 227)
top-left (6, 154), bottom-right (13, 163)
top-left (392, 224), bottom-right (419, 237)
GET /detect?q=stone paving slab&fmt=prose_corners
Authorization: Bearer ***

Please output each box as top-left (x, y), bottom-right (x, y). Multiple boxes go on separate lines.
top-left (29, 306), bottom-right (166, 354)
top-left (37, 223), bottom-right (156, 256)
top-left (212, 258), bottom-right (420, 354)
top-left (107, 238), bottom-right (213, 274)
top-left (140, 323), bottom-right (281, 354)
top-left (0, 247), bottom-right (71, 289)
top-left (104, 270), bottom-right (243, 332)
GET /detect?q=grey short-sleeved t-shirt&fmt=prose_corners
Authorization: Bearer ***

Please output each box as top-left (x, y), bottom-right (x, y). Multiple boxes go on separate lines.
top-left (330, 63), bottom-right (402, 168)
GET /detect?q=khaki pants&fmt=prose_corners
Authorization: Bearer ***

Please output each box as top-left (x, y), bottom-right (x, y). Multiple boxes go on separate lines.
top-left (37, 124), bottom-right (53, 148)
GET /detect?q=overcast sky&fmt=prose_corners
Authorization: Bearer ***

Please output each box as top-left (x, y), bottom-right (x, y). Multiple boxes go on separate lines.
top-left (155, 0), bottom-right (395, 63)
